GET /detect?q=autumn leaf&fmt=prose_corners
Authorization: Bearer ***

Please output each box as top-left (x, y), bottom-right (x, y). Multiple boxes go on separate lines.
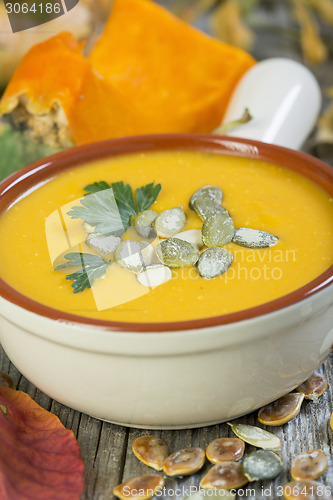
top-left (0, 387), bottom-right (84, 500)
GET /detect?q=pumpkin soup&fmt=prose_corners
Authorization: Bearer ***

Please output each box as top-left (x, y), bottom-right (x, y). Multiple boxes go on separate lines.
top-left (0, 150), bottom-right (332, 323)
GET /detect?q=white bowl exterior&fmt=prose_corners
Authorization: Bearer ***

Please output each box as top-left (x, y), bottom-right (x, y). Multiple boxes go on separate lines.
top-left (0, 283), bottom-right (332, 429)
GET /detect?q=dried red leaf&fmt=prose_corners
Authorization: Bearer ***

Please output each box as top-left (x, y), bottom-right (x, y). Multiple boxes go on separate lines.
top-left (0, 387), bottom-right (84, 500)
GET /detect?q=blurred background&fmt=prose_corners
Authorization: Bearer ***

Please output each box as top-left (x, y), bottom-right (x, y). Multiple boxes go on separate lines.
top-left (0, 0), bottom-right (332, 163)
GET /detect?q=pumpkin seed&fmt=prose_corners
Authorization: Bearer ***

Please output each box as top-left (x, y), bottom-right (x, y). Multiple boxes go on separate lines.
top-left (132, 435), bottom-right (169, 471)
top-left (189, 185), bottom-right (223, 210)
top-left (201, 213), bottom-right (235, 247)
top-left (232, 228), bottom-right (279, 248)
top-left (183, 489), bottom-right (236, 500)
top-left (0, 371), bottom-right (15, 389)
top-left (154, 207), bottom-right (186, 238)
top-left (115, 241), bottom-right (153, 273)
top-left (206, 438), bottom-right (245, 464)
top-left (283, 480), bottom-right (332, 500)
top-left (173, 229), bottom-right (204, 250)
top-left (197, 248), bottom-right (233, 279)
top-left (156, 238), bottom-right (198, 268)
top-left (258, 393), bottom-right (304, 426)
top-left (137, 264), bottom-right (172, 288)
top-left (131, 210), bottom-right (159, 239)
top-left (113, 475), bottom-right (165, 500)
top-left (163, 447), bottom-right (205, 476)
top-left (330, 412), bottom-right (333, 431)
top-left (193, 198), bottom-right (226, 221)
top-left (297, 372), bottom-right (328, 400)
top-left (228, 422), bottom-right (282, 451)
top-left (291, 450), bottom-right (328, 481)
top-left (200, 462), bottom-right (248, 490)
top-left (242, 450), bottom-right (283, 481)
top-left (86, 233), bottom-right (121, 257)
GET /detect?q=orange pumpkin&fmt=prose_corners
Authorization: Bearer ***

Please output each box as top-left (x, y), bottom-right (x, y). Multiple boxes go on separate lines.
top-left (0, 0), bottom-right (255, 146)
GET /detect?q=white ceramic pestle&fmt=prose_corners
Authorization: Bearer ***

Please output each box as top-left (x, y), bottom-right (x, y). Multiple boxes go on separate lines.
top-left (220, 58), bottom-right (321, 150)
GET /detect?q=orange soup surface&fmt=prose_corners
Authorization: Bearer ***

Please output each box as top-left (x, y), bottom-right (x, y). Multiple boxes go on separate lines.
top-left (0, 150), bottom-right (332, 323)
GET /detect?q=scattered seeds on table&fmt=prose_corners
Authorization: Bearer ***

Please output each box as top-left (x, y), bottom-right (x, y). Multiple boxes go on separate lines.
top-left (163, 447), bottom-right (205, 476)
top-left (86, 233), bottom-right (121, 257)
top-left (201, 212), bottom-right (235, 247)
top-left (200, 462), bottom-right (248, 490)
top-left (258, 393), bottom-right (305, 426)
top-left (283, 480), bottom-right (332, 500)
top-left (228, 422), bottom-right (282, 451)
top-left (173, 229), bottom-right (204, 250)
top-left (297, 372), bottom-right (328, 400)
top-left (131, 209), bottom-right (159, 239)
top-left (113, 475), bottom-right (165, 500)
top-left (206, 438), bottom-right (245, 464)
top-left (115, 241), bottom-right (153, 273)
top-left (132, 435), bottom-right (169, 471)
top-left (183, 489), bottom-right (236, 500)
top-left (291, 449), bottom-right (328, 481)
top-left (137, 264), bottom-right (172, 288)
top-left (197, 247), bottom-right (233, 279)
top-left (154, 207), bottom-right (186, 238)
top-left (193, 198), bottom-right (226, 221)
top-left (156, 238), bottom-right (198, 268)
top-left (0, 371), bottom-right (15, 389)
top-left (242, 450), bottom-right (283, 481)
top-left (189, 185), bottom-right (223, 209)
top-left (232, 228), bottom-right (279, 248)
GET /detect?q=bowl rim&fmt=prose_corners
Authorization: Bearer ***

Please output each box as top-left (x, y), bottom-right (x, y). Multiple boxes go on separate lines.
top-left (0, 133), bottom-right (332, 333)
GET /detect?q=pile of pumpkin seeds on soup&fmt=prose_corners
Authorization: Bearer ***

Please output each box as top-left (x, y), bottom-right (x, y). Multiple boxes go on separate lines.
top-left (88, 184), bottom-right (279, 289)
top-left (112, 370), bottom-right (331, 500)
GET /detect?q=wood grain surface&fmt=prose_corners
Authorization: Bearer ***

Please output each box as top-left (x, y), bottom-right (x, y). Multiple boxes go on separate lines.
top-left (0, 1), bottom-right (333, 499)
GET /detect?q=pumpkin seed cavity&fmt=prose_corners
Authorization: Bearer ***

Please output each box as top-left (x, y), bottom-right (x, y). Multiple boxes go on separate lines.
top-left (258, 393), bottom-right (304, 426)
top-left (113, 475), bottom-right (165, 500)
top-left (291, 449), bottom-right (328, 481)
top-left (297, 372), bottom-right (328, 400)
top-left (131, 209), bottom-right (159, 239)
top-left (154, 207), bottom-right (186, 238)
top-left (137, 264), bottom-right (172, 288)
top-left (115, 241), bottom-right (153, 273)
top-left (193, 198), bottom-right (226, 221)
top-left (232, 228), bottom-right (279, 248)
top-left (132, 435), bottom-right (168, 471)
top-left (163, 447), bottom-right (205, 477)
top-left (228, 422), bottom-right (282, 451)
top-left (200, 462), bottom-right (248, 490)
top-left (156, 238), bottom-right (198, 268)
top-left (197, 248), bottom-right (233, 279)
top-left (206, 438), bottom-right (245, 463)
top-left (201, 212), bottom-right (235, 247)
top-left (242, 450), bottom-right (283, 481)
top-left (190, 185), bottom-right (223, 209)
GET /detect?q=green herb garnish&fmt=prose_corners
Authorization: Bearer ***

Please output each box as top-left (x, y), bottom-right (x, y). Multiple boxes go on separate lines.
top-left (58, 180), bottom-right (162, 292)
top-left (68, 180), bottom-right (161, 236)
top-left (55, 252), bottom-right (110, 293)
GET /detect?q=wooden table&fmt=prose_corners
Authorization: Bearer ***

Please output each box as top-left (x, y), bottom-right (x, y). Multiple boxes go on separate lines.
top-left (1, 1), bottom-right (333, 499)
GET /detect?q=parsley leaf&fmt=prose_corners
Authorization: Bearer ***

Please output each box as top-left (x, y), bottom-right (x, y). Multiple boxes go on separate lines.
top-left (111, 181), bottom-right (137, 230)
top-left (67, 189), bottom-right (125, 235)
top-left (84, 181), bottom-right (111, 195)
top-left (55, 253), bottom-right (109, 293)
top-left (67, 180), bottom-right (162, 239)
top-left (136, 182), bottom-right (162, 212)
